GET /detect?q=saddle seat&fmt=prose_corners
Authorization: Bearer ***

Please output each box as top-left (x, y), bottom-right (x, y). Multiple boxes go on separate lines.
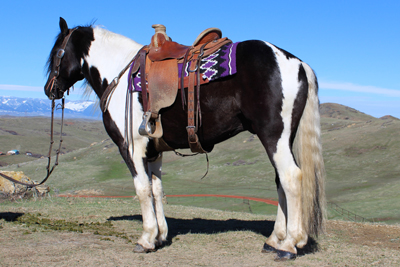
top-left (148, 24), bottom-right (222, 62)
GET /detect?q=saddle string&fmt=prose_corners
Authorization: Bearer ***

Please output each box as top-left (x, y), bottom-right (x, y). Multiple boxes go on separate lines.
top-left (195, 42), bottom-right (208, 128)
top-left (124, 85), bottom-right (131, 157)
top-left (0, 98), bottom-right (65, 188)
top-left (173, 150), bottom-right (209, 179)
top-left (180, 48), bottom-right (191, 108)
top-left (129, 89), bottom-right (135, 161)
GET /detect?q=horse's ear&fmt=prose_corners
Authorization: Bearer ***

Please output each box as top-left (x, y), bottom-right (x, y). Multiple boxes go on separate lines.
top-left (59, 17), bottom-right (69, 36)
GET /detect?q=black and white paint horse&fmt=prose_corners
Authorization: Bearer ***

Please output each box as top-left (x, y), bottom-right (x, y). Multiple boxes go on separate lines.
top-left (45, 18), bottom-right (325, 261)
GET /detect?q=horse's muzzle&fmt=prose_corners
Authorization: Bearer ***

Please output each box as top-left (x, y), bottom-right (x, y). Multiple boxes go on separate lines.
top-left (44, 77), bottom-right (64, 100)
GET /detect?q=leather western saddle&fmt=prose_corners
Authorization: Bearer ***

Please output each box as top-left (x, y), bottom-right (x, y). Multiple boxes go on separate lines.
top-left (133, 24), bottom-right (232, 153)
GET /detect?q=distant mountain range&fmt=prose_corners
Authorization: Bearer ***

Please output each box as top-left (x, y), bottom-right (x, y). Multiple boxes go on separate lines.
top-left (0, 96), bottom-right (101, 119)
top-left (1, 96), bottom-right (398, 122)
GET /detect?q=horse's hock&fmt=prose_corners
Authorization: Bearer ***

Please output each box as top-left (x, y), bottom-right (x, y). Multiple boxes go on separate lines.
top-left (0, 171), bottom-right (49, 195)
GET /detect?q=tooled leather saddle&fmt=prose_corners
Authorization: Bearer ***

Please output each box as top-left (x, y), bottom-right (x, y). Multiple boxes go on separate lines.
top-left (131, 24), bottom-right (232, 153)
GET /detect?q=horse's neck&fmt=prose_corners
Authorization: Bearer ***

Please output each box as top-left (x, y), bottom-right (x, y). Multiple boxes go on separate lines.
top-left (85, 28), bottom-right (144, 136)
top-left (84, 27), bottom-right (142, 96)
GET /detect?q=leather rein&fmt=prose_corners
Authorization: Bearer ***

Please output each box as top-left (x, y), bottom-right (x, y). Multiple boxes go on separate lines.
top-left (0, 29), bottom-right (76, 188)
top-left (0, 99), bottom-right (65, 188)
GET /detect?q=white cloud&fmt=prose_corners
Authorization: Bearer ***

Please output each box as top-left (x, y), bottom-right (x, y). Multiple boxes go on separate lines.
top-left (320, 82), bottom-right (400, 97)
top-left (0, 84), bottom-right (43, 92)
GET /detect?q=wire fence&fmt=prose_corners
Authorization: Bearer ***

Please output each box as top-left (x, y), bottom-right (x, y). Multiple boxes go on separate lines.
top-left (167, 195), bottom-right (372, 223)
top-left (328, 202), bottom-right (371, 222)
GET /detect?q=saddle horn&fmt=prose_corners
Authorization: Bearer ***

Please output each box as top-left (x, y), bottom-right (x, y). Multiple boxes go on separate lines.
top-left (151, 24), bottom-right (171, 48)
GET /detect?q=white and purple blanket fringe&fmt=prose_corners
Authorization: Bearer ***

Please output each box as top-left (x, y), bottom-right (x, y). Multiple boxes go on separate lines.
top-left (128, 42), bottom-right (239, 92)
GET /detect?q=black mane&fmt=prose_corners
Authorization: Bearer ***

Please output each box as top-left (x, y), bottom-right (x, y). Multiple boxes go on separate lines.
top-left (45, 24), bottom-right (94, 76)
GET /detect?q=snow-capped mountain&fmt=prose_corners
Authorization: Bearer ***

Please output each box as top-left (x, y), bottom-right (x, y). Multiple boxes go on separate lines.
top-left (0, 96), bottom-right (101, 119)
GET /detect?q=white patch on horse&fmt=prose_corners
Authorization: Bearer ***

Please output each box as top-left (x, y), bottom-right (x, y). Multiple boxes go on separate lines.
top-left (87, 28), bottom-right (141, 81)
top-left (85, 27), bottom-right (144, 141)
top-left (264, 42), bottom-right (301, 169)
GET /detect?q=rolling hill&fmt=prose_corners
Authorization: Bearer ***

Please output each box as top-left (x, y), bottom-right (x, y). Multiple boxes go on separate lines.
top-left (1, 103), bottom-right (399, 223)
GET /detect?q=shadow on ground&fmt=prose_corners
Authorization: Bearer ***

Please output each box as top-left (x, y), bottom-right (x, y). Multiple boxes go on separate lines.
top-left (0, 212), bottom-right (25, 222)
top-left (0, 211), bottom-right (318, 255)
top-left (108, 214), bottom-right (319, 255)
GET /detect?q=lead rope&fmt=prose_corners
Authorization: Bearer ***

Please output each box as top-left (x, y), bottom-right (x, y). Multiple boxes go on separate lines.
top-left (0, 98), bottom-right (65, 188)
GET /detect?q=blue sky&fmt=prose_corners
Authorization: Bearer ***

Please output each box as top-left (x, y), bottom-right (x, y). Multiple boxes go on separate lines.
top-left (1, 0), bottom-right (399, 118)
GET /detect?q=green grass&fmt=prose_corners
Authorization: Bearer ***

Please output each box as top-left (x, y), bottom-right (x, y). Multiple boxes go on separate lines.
top-left (167, 196), bottom-right (277, 215)
top-left (2, 104), bottom-right (400, 224)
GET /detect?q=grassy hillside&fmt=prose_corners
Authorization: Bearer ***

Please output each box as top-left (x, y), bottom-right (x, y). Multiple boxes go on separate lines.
top-left (320, 103), bottom-right (400, 223)
top-left (1, 103), bottom-right (400, 223)
top-left (0, 116), bottom-right (108, 166)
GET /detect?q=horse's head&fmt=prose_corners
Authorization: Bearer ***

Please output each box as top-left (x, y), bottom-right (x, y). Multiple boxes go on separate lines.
top-left (44, 18), bottom-right (92, 99)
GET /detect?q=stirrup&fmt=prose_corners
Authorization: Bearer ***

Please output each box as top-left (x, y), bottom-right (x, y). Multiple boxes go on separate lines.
top-left (139, 111), bottom-right (163, 138)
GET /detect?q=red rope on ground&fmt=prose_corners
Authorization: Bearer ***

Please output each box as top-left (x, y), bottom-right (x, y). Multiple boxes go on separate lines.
top-left (166, 194), bottom-right (278, 206)
top-left (58, 194), bottom-right (131, 198)
top-left (57, 194), bottom-right (278, 206)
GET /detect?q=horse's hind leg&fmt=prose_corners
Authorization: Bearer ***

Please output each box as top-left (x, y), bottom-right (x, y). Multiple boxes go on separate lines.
top-left (262, 175), bottom-right (287, 252)
top-left (258, 138), bottom-right (305, 258)
top-left (147, 154), bottom-right (168, 247)
top-left (273, 148), bottom-right (306, 259)
top-left (254, 101), bottom-right (307, 259)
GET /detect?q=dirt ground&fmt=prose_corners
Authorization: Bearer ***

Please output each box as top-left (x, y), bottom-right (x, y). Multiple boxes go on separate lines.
top-left (0, 199), bottom-right (399, 266)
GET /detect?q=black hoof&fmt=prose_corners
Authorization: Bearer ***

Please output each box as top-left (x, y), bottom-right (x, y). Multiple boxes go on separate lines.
top-left (274, 249), bottom-right (297, 261)
top-left (133, 243), bottom-right (156, 253)
top-left (261, 243), bottom-right (276, 253)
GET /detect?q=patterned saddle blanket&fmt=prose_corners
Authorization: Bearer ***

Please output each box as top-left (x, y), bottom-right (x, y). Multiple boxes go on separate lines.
top-left (128, 42), bottom-right (239, 92)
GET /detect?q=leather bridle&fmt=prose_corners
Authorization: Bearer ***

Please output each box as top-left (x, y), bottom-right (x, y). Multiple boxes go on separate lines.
top-left (45, 28), bottom-right (77, 100)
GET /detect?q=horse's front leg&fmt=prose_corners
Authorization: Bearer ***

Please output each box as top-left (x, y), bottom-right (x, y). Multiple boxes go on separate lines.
top-left (147, 153), bottom-right (168, 247)
top-left (131, 141), bottom-right (159, 253)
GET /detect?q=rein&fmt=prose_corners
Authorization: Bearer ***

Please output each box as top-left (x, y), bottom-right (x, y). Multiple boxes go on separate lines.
top-left (1, 29), bottom-right (76, 189)
top-left (0, 99), bottom-right (65, 188)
